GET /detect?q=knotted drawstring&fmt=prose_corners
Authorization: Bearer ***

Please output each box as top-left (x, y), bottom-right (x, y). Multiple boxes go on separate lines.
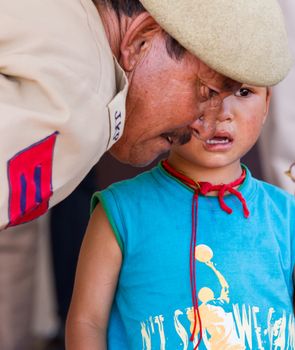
top-left (162, 160), bottom-right (250, 349)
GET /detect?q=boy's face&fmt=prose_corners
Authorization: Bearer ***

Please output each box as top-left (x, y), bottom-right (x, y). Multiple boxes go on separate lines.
top-left (169, 85), bottom-right (271, 171)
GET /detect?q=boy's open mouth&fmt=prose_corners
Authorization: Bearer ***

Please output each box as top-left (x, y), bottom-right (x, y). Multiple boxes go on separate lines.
top-left (206, 135), bottom-right (233, 145)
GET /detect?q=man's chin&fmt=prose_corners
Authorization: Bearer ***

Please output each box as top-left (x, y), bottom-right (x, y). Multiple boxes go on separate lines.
top-left (109, 145), bottom-right (164, 167)
top-left (109, 148), bottom-right (152, 167)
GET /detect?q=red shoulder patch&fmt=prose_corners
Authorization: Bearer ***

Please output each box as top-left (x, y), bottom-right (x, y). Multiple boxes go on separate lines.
top-left (7, 132), bottom-right (58, 227)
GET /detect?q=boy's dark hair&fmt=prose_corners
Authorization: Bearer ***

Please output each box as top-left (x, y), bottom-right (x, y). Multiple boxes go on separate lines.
top-left (93, 0), bottom-right (186, 60)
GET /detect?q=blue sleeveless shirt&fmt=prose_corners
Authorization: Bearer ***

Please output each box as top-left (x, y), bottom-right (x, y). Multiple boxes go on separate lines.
top-left (91, 164), bottom-right (295, 349)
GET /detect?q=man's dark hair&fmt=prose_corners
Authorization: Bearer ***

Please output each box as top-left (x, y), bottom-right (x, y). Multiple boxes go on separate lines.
top-left (94, 0), bottom-right (186, 60)
top-left (98, 0), bottom-right (145, 16)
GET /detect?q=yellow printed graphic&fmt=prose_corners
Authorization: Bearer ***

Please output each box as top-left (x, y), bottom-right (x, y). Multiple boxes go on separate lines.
top-left (187, 244), bottom-right (244, 349)
top-left (140, 244), bottom-right (295, 349)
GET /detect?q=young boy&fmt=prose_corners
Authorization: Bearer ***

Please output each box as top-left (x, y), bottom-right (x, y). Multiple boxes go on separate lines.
top-left (66, 85), bottom-right (295, 349)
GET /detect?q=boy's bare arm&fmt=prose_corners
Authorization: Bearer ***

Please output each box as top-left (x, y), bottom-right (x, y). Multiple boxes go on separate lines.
top-left (65, 204), bottom-right (122, 349)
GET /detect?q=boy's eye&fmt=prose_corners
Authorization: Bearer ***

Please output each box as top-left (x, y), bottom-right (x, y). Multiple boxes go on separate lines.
top-left (235, 88), bottom-right (252, 97)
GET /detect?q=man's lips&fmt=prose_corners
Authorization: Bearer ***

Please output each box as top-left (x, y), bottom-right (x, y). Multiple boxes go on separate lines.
top-left (161, 129), bottom-right (192, 146)
top-left (161, 133), bottom-right (173, 144)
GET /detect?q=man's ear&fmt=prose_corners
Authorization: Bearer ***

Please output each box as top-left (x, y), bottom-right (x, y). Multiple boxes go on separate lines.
top-left (120, 12), bottom-right (161, 72)
top-left (263, 87), bottom-right (272, 124)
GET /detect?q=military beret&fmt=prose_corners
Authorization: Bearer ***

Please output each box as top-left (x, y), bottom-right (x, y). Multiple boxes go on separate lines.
top-left (139, 0), bottom-right (292, 86)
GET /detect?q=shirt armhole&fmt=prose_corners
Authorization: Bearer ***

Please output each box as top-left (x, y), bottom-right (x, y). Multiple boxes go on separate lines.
top-left (91, 191), bottom-right (124, 254)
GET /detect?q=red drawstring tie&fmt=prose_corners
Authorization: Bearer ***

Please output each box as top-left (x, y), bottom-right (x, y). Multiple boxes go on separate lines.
top-left (162, 160), bottom-right (250, 349)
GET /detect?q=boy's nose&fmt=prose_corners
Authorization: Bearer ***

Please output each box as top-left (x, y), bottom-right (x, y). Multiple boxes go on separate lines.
top-left (216, 97), bottom-right (235, 123)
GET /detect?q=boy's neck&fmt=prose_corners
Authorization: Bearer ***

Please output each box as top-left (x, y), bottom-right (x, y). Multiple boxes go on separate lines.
top-left (167, 155), bottom-right (243, 186)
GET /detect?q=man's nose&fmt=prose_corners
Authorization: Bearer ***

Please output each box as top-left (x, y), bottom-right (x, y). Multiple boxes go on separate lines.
top-left (190, 97), bottom-right (224, 141)
top-left (191, 107), bottom-right (220, 141)
top-left (192, 81), bottom-right (240, 140)
top-left (191, 114), bottom-right (216, 140)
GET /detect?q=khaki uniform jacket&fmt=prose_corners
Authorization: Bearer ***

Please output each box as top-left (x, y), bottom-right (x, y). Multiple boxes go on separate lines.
top-left (0, 0), bottom-right (128, 229)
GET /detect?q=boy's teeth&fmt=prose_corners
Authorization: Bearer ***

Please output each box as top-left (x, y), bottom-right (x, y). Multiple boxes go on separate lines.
top-left (206, 138), bottom-right (229, 144)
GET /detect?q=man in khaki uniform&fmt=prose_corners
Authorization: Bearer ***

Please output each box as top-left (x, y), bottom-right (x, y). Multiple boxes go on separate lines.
top-left (0, 0), bottom-right (292, 349)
